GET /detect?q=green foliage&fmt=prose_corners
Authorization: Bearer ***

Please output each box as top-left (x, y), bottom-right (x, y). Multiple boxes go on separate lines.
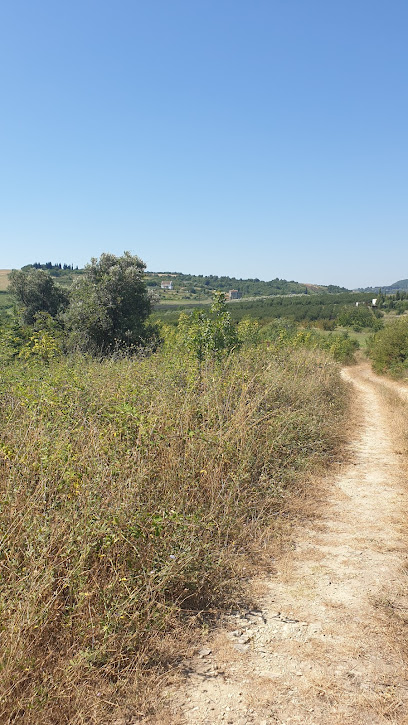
top-left (18, 313), bottom-right (64, 362)
top-left (261, 320), bottom-right (359, 363)
top-left (378, 290), bottom-right (408, 315)
top-left (5, 253), bottom-right (159, 360)
top-left (163, 302), bottom-right (358, 366)
top-left (177, 291), bottom-right (239, 362)
top-left (0, 312), bottom-right (64, 365)
top-left (63, 252), bottom-right (156, 354)
top-left (9, 267), bottom-right (69, 324)
top-left (0, 316), bottom-right (31, 363)
top-left (154, 291), bottom-right (375, 327)
top-left (0, 290), bottom-right (14, 316)
top-left (367, 317), bottom-right (408, 377)
top-left (237, 317), bottom-right (261, 347)
top-left (326, 284), bottom-right (350, 293)
top-left (148, 271), bottom-right (319, 297)
top-left (336, 305), bottom-right (383, 331)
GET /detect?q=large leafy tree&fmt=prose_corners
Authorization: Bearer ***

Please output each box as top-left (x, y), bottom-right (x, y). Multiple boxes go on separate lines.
top-left (9, 268), bottom-right (69, 324)
top-left (64, 252), bottom-right (154, 353)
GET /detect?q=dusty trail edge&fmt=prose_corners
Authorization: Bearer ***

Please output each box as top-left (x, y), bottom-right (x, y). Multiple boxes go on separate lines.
top-left (161, 364), bottom-right (408, 725)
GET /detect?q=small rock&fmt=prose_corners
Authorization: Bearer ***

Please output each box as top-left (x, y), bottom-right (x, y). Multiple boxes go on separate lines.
top-left (258, 670), bottom-right (281, 679)
top-left (198, 647), bottom-right (212, 657)
top-left (234, 643), bottom-right (250, 652)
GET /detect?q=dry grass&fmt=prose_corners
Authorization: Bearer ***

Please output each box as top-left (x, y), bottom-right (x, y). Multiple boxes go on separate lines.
top-left (0, 345), bottom-right (347, 724)
top-left (0, 270), bottom-right (10, 291)
top-left (365, 381), bottom-right (408, 721)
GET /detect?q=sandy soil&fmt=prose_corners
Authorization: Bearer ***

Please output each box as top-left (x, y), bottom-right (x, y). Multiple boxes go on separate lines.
top-left (167, 364), bottom-right (408, 725)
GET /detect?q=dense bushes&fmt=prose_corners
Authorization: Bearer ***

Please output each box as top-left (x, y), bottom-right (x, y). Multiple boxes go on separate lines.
top-left (9, 268), bottom-right (69, 324)
top-left (259, 320), bottom-right (359, 363)
top-left (0, 344), bottom-right (347, 723)
top-left (6, 253), bottom-right (157, 357)
top-left (336, 306), bottom-right (383, 331)
top-left (0, 263), bottom-right (353, 721)
top-left (367, 317), bottom-right (408, 377)
top-left (161, 312), bottom-right (359, 365)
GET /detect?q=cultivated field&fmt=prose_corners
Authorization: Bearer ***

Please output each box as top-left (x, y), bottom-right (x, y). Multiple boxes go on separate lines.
top-left (0, 269), bottom-right (10, 291)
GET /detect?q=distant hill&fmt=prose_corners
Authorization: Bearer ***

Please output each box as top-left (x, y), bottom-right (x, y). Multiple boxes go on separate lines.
top-left (357, 279), bottom-right (408, 293)
top-left (146, 271), bottom-right (349, 300)
top-left (3, 264), bottom-right (351, 301)
top-left (385, 279), bottom-right (408, 291)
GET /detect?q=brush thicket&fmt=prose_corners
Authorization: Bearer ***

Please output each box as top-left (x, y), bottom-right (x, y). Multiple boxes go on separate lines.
top-left (0, 344), bottom-right (346, 724)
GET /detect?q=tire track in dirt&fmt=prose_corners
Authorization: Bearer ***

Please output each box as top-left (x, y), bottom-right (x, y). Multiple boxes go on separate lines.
top-left (167, 364), bottom-right (408, 725)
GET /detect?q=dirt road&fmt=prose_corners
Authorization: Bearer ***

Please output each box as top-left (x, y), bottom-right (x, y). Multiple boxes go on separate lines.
top-left (169, 364), bottom-right (408, 724)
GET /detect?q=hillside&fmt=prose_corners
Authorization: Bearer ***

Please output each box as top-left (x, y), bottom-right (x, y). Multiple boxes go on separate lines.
top-left (146, 271), bottom-right (349, 301)
top-left (3, 265), bottom-right (350, 304)
top-left (357, 278), bottom-right (408, 293)
top-left (386, 278), bottom-right (408, 291)
top-left (5, 263), bottom-right (407, 303)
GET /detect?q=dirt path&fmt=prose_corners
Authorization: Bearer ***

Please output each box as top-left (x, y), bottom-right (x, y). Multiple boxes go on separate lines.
top-left (168, 364), bottom-right (408, 724)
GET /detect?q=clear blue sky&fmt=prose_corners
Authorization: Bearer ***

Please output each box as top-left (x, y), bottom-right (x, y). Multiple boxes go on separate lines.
top-left (1, 1), bottom-right (407, 288)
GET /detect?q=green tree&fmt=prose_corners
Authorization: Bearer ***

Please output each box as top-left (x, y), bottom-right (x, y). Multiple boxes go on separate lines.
top-left (9, 268), bottom-right (69, 324)
top-left (64, 252), bottom-right (155, 353)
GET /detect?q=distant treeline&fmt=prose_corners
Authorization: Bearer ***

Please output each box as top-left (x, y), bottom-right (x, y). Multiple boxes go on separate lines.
top-left (21, 263), bottom-right (83, 280)
top-left (147, 271), bottom-right (349, 297)
top-left (380, 290), bottom-right (408, 315)
top-left (24, 262), bottom-right (79, 271)
top-left (21, 262), bottom-right (84, 280)
top-left (357, 279), bottom-right (408, 293)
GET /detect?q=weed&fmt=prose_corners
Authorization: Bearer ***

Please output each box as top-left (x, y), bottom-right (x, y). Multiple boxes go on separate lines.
top-left (0, 344), bottom-right (347, 723)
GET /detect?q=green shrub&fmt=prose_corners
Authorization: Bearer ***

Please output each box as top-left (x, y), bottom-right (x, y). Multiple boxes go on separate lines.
top-left (176, 291), bottom-right (239, 363)
top-left (260, 320), bottom-right (359, 363)
top-left (336, 305), bottom-right (383, 331)
top-left (367, 317), bottom-right (408, 377)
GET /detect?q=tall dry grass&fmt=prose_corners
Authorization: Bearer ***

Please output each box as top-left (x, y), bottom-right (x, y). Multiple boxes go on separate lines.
top-left (366, 377), bottom-right (408, 720)
top-left (0, 345), bottom-right (347, 724)
top-left (0, 270), bottom-right (10, 292)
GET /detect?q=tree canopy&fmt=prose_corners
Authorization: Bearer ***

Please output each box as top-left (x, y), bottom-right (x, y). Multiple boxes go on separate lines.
top-left (9, 268), bottom-right (69, 324)
top-left (63, 252), bottom-right (154, 353)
